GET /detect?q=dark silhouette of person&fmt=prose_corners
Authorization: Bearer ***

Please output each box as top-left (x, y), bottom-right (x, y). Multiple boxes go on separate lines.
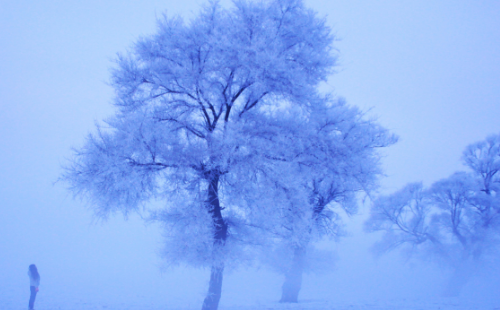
top-left (28, 264), bottom-right (40, 310)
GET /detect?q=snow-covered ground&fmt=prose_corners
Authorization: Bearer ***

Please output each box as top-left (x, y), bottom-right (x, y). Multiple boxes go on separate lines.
top-left (3, 247), bottom-right (499, 310)
top-left (3, 271), bottom-right (499, 310)
top-left (1, 296), bottom-right (499, 310)
top-left (2, 218), bottom-right (498, 310)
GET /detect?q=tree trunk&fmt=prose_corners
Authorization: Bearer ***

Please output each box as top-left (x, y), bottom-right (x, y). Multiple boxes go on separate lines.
top-left (280, 246), bottom-right (306, 303)
top-left (442, 263), bottom-right (472, 297)
top-left (202, 172), bottom-right (228, 310)
top-left (202, 264), bottom-right (225, 310)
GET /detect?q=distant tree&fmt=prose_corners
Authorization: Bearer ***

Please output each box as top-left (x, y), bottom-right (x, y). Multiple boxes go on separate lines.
top-left (62, 0), bottom-right (337, 309)
top-left (365, 133), bottom-right (500, 295)
top-left (264, 99), bottom-right (396, 303)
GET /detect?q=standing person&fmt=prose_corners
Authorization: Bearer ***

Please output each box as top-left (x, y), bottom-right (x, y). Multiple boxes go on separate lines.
top-left (28, 264), bottom-right (40, 310)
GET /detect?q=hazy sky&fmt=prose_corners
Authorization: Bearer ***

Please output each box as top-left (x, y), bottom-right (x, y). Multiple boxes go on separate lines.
top-left (1, 0), bottom-right (499, 307)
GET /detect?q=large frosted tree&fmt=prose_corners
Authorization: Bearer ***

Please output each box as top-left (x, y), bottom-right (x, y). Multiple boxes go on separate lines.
top-left (62, 0), bottom-right (337, 309)
top-left (365, 133), bottom-right (500, 295)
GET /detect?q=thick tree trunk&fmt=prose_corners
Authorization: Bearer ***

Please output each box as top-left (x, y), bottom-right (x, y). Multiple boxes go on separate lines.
top-left (280, 246), bottom-right (306, 303)
top-left (280, 198), bottom-right (323, 304)
top-left (202, 265), bottom-right (225, 310)
top-left (202, 172), bottom-right (228, 310)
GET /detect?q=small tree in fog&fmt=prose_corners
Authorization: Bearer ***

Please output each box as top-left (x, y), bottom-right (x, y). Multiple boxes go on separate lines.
top-left (62, 0), bottom-right (337, 309)
top-left (365, 133), bottom-right (500, 295)
top-left (267, 99), bottom-right (396, 303)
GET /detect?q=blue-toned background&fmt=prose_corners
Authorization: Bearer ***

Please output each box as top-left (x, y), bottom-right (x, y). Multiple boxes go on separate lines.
top-left (1, 0), bottom-right (499, 308)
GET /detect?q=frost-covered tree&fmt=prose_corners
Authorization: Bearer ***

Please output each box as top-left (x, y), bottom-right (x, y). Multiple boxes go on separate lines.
top-left (62, 0), bottom-right (337, 309)
top-left (267, 99), bottom-right (396, 303)
top-left (365, 133), bottom-right (500, 295)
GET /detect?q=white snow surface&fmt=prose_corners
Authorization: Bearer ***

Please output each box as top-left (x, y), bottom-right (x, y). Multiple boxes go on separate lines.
top-left (3, 267), bottom-right (498, 310)
top-left (1, 295), bottom-right (498, 310)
